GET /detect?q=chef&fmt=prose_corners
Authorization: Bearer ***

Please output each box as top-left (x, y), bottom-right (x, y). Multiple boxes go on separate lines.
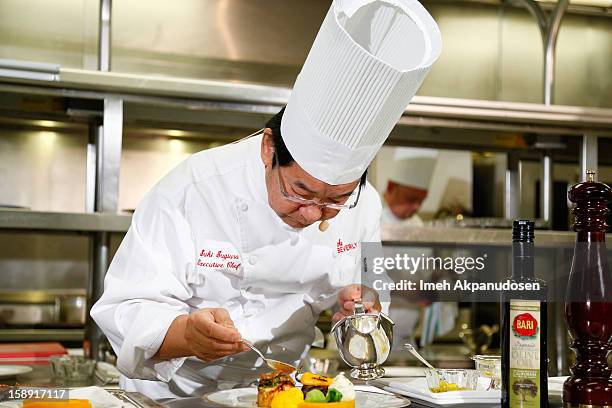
top-left (381, 148), bottom-right (459, 349)
top-left (381, 148), bottom-right (437, 348)
top-left (382, 147), bottom-right (438, 227)
top-left (91, 0), bottom-right (441, 399)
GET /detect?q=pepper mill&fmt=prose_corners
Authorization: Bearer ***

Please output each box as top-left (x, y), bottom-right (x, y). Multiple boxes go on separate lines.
top-left (563, 170), bottom-right (612, 408)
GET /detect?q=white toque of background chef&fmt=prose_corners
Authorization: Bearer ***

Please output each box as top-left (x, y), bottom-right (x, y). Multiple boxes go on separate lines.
top-left (91, 0), bottom-right (441, 399)
top-left (382, 147), bottom-right (438, 226)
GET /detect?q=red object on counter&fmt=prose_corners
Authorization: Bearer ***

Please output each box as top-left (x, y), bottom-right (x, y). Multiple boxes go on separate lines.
top-left (0, 342), bottom-right (67, 364)
top-left (563, 171), bottom-right (612, 407)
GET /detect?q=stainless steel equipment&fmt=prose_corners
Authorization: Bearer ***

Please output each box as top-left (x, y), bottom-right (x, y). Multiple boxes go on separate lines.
top-left (458, 323), bottom-right (499, 354)
top-left (0, 290), bottom-right (87, 342)
top-left (331, 300), bottom-right (394, 380)
top-left (55, 294), bottom-right (87, 324)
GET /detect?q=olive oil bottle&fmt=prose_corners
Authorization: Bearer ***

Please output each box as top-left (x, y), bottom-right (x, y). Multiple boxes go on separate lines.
top-left (501, 220), bottom-right (548, 408)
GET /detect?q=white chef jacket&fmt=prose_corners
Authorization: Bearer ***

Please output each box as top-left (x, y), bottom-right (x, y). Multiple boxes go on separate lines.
top-left (91, 134), bottom-right (384, 399)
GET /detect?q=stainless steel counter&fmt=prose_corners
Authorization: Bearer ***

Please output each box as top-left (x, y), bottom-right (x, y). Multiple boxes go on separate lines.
top-left (1, 361), bottom-right (567, 408)
top-left (159, 386), bottom-right (565, 408)
top-left (0, 210), bottom-right (588, 245)
top-left (0, 209), bottom-right (131, 233)
top-left (382, 225), bottom-right (579, 246)
top-left (1, 362), bottom-right (160, 407)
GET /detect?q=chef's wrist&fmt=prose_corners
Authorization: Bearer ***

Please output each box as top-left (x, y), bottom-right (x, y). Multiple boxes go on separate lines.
top-left (154, 314), bottom-right (191, 360)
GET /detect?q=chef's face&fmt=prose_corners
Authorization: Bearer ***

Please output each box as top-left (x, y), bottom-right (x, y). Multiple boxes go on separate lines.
top-left (385, 181), bottom-right (428, 220)
top-left (261, 129), bottom-right (360, 229)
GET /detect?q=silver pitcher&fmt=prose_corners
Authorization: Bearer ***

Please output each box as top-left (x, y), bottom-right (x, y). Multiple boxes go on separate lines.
top-left (331, 300), bottom-right (394, 380)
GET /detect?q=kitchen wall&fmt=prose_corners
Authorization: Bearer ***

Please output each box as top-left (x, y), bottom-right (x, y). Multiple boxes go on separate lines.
top-left (119, 136), bottom-right (213, 211)
top-left (520, 161), bottom-right (612, 221)
top-left (0, 129), bottom-right (88, 212)
top-left (0, 128), bottom-right (214, 290)
top-left (0, 233), bottom-right (89, 290)
top-left (0, 0), bottom-right (98, 70)
top-left (0, 0), bottom-right (610, 107)
top-left (0, 128), bottom-right (214, 212)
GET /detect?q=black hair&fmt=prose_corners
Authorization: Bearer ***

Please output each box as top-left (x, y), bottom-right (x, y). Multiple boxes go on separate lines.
top-left (265, 107), bottom-right (293, 167)
top-left (265, 107), bottom-right (368, 187)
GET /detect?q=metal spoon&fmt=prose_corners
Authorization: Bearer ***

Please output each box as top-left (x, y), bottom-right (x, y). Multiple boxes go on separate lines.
top-left (241, 340), bottom-right (298, 374)
top-left (404, 343), bottom-right (436, 370)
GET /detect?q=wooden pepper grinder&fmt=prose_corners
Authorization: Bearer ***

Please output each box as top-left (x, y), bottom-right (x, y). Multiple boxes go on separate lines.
top-left (563, 170), bottom-right (612, 408)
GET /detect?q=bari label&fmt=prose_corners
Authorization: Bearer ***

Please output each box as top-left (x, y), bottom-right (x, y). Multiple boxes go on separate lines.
top-left (509, 300), bottom-right (541, 408)
top-left (513, 312), bottom-right (539, 339)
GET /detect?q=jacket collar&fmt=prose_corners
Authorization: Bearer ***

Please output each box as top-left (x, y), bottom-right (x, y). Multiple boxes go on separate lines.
top-left (244, 133), bottom-right (269, 206)
top-left (244, 132), bottom-right (303, 234)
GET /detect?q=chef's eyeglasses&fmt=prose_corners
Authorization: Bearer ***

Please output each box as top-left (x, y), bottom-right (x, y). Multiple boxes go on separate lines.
top-left (235, 128), bottom-right (363, 210)
top-left (274, 149), bottom-right (362, 210)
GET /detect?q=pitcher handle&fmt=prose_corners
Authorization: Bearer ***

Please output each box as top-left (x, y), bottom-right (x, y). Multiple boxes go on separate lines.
top-left (353, 298), bottom-right (365, 314)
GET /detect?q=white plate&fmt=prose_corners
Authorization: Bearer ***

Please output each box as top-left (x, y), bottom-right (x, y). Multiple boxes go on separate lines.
top-left (0, 365), bottom-right (33, 379)
top-left (373, 378), bottom-right (500, 407)
top-left (203, 387), bottom-right (410, 407)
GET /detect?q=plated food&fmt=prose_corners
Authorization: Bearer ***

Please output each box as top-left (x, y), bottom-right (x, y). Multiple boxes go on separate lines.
top-left (257, 371), bottom-right (356, 408)
top-left (257, 371), bottom-right (296, 407)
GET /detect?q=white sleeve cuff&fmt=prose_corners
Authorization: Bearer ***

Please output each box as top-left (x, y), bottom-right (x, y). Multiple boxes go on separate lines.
top-left (116, 302), bottom-right (188, 382)
top-left (148, 356), bottom-right (188, 383)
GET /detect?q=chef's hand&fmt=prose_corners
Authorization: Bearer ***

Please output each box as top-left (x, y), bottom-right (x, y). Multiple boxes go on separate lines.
top-left (184, 308), bottom-right (250, 362)
top-left (333, 284), bottom-right (381, 323)
top-left (156, 308), bottom-right (248, 361)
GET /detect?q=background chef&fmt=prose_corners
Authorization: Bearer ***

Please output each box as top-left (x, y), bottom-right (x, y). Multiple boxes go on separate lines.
top-left (380, 147), bottom-right (458, 349)
top-left (382, 147), bottom-right (438, 227)
top-left (91, 0), bottom-right (441, 399)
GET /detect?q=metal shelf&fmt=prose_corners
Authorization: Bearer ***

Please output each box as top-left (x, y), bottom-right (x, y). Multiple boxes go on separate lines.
top-left (382, 225), bottom-right (580, 246)
top-left (0, 329), bottom-right (84, 342)
top-left (1, 68), bottom-right (611, 136)
top-left (0, 210), bottom-right (131, 233)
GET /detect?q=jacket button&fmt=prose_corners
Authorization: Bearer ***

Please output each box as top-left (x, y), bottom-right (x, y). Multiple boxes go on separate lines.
top-left (248, 255), bottom-right (258, 265)
top-left (240, 203), bottom-right (249, 212)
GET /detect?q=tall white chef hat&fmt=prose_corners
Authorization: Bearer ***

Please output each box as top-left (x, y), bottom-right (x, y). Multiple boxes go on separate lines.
top-left (281, 0), bottom-right (442, 185)
top-left (388, 147), bottom-right (438, 190)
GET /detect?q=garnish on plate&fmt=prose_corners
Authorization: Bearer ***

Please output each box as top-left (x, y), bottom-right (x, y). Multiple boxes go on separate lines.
top-left (271, 388), bottom-right (304, 408)
top-left (262, 371), bottom-right (356, 408)
top-left (257, 371), bottom-right (296, 408)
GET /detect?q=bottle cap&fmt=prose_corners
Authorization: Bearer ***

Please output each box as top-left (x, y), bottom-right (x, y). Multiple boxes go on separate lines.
top-left (512, 219), bottom-right (535, 242)
top-left (568, 171), bottom-right (612, 233)
top-left (586, 169), bottom-right (596, 182)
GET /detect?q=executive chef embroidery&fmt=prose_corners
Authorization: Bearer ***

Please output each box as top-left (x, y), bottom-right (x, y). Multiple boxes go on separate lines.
top-left (197, 248), bottom-right (242, 271)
